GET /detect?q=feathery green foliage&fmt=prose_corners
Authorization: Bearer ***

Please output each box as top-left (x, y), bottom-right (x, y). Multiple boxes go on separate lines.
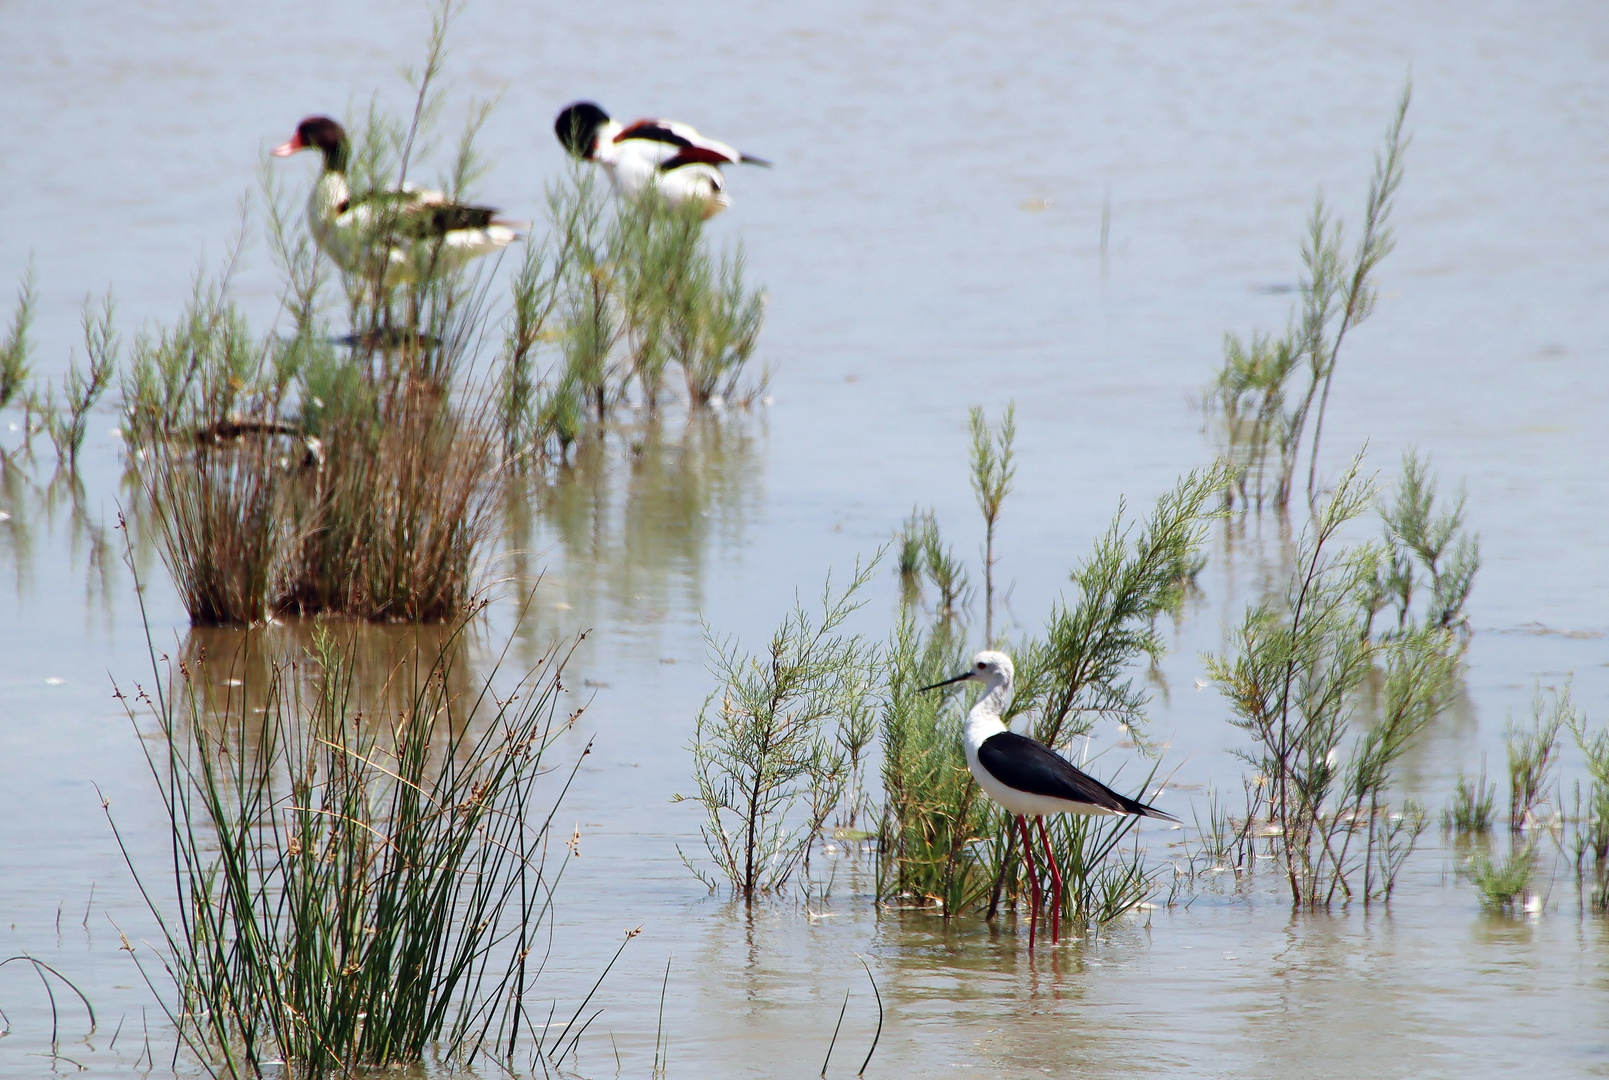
top-left (517, 173), bottom-right (767, 441)
top-left (1573, 713), bottom-right (1609, 873)
top-left (877, 614), bottom-right (986, 914)
top-left (1018, 467), bottom-right (1219, 751)
top-left (676, 559), bottom-right (881, 898)
top-left (0, 265), bottom-right (36, 412)
top-left (1466, 845), bottom-right (1536, 913)
top-left (1209, 83), bottom-right (1411, 509)
top-left (1570, 711), bottom-right (1609, 911)
top-left (1208, 454), bottom-right (1467, 906)
top-left (1369, 449), bottom-right (1480, 636)
top-left (46, 292), bottom-right (119, 468)
top-left (1507, 684), bottom-right (1570, 832)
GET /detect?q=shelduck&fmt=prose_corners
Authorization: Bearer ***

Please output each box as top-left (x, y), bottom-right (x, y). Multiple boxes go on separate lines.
top-left (272, 116), bottom-right (518, 285)
top-left (553, 101), bottom-right (769, 218)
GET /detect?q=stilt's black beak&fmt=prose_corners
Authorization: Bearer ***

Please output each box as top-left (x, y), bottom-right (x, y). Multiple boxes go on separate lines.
top-left (917, 671), bottom-right (973, 693)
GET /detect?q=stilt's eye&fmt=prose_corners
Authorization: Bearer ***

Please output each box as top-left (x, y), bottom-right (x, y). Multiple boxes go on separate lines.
top-left (977, 661), bottom-right (986, 669)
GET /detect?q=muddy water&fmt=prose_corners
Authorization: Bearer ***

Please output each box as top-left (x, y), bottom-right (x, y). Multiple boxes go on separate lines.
top-left (4, 0), bottom-right (1609, 1076)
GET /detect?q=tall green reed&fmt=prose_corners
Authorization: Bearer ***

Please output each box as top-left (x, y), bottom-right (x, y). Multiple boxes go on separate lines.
top-left (970, 403), bottom-right (1016, 644)
top-left (108, 566), bottom-right (591, 1077)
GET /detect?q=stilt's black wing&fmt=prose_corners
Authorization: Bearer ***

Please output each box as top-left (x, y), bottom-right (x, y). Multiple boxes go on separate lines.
top-left (976, 731), bottom-right (1176, 820)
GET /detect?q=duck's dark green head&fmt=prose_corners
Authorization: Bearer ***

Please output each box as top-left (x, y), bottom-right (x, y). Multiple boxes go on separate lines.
top-left (272, 115), bottom-right (349, 173)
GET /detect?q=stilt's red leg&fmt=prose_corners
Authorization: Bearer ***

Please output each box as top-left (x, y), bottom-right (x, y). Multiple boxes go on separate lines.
top-left (1035, 817), bottom-right (1063, 945)
top-left (1015, 815), bottom-right (1041, 953)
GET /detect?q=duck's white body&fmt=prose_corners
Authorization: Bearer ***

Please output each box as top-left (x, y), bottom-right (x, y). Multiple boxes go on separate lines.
top-left (597, 143), bottom-right (730, 216)
top-left (274, 116), bottom-right (518, 286)
top-left (306, 171), bottom-right (518, 285)
top-left (554, 103), bottom-right (766, 219)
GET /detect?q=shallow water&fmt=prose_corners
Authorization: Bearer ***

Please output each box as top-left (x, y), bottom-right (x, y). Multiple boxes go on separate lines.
top-left (4, 0), bottom-right (1609, 1076)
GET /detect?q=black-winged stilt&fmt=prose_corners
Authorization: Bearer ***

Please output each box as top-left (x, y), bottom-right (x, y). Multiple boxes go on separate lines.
top-left (920, 649), bottom-right (1175, 949)
top-left (553, 102), bottom-right (771, 219)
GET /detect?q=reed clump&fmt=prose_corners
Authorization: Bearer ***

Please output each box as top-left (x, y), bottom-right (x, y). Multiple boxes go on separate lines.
top-left (1208, 83), bottom-right (1410, 510)
top-left (1467, 845), bottom-right (1536, 913)
top-left (1570, 710), bottom-right (1609, 911)
top-left (505, 173), bottom-right (767, 448)
top-left (1506, 684), bottom-right (1570, 832)
top-left (108, 578), bottom-right (591, 1078)
top-left (1208, 451), bottom-right (1474, 907)
top-left (1443, 764), bottom-right (1498, 833)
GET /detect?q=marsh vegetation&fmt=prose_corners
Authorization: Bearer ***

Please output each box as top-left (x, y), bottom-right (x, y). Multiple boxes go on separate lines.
top-left (683, 408), bottom-right (1223, 932)
top-left (3, 8), bottom-right (1608, 1074)
top-left (108, 549), bottom-right (599, 1077)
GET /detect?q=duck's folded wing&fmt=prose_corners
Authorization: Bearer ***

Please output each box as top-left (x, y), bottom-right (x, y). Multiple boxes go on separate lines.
top-left (338, 190), bottom-right (503, 240)
top-left (616, 119), bottom-right (742, 166)
top-left (976, 731), bottom-right (1172, 818)
top-left (399, 203), bottom-right (501, 238)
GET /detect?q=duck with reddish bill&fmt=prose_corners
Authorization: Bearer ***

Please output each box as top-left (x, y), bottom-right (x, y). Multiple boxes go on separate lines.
top-left (273, 115), bottom-right (519, 286)
top-left (920, 650), bottom-right (1176, 950)
top-left (553, 101), bottom-right (770, 219)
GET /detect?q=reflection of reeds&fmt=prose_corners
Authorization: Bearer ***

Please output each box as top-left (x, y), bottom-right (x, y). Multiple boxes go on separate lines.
top-left (108, 588), bottom-right (589, 1077)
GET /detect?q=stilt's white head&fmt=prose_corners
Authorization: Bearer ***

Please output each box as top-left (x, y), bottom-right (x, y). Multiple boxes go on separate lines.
top-left (919, 650), bottom-right (1014, 695)
top-left (968, 650), bottom-right (1014, 692)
